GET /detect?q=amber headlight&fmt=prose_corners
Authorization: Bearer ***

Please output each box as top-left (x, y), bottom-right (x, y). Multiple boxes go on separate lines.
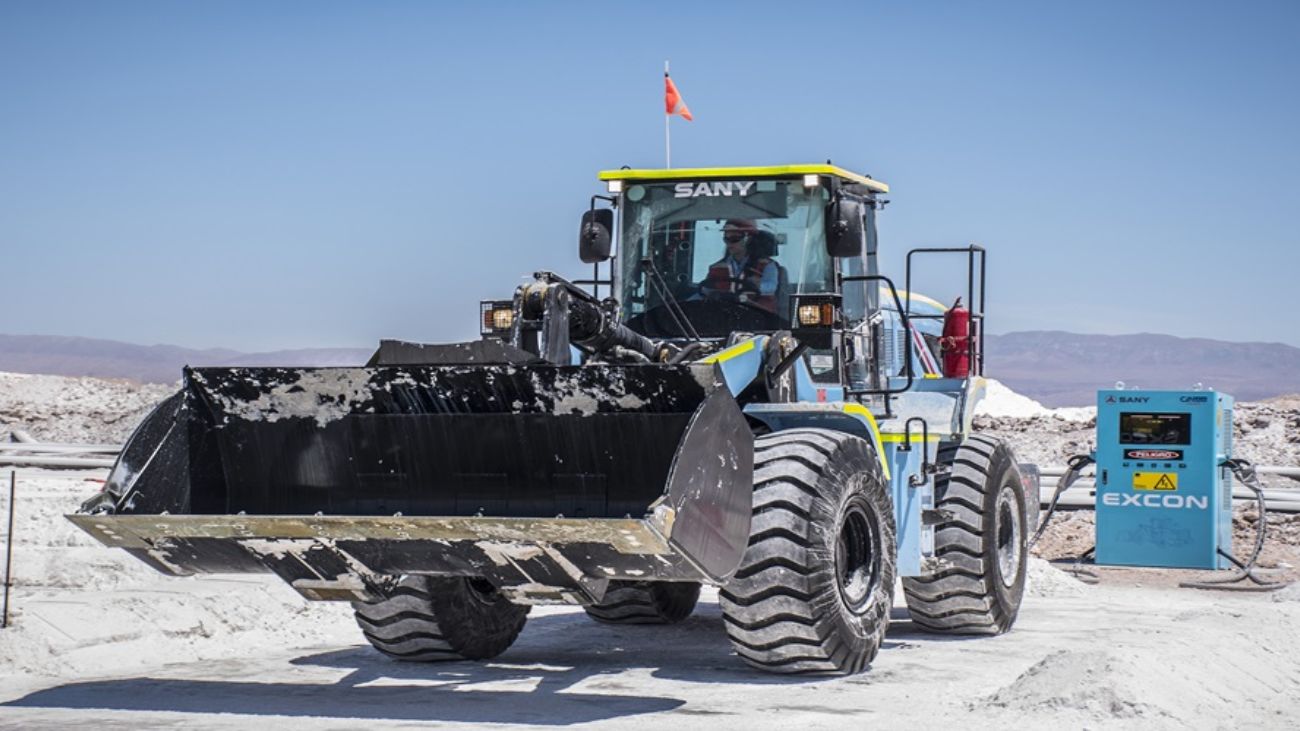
top-left (790, 294), bottom-right (842, 349)
top-left (797, 303), bottom-right (836, 326)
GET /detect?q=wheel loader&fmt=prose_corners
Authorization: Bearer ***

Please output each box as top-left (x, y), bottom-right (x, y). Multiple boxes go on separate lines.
top-left (70, 164), bottom-right (1037, 674)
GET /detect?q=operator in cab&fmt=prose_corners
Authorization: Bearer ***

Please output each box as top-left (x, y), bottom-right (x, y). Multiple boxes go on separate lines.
top-left (700, 219), bottom-right (780, 313)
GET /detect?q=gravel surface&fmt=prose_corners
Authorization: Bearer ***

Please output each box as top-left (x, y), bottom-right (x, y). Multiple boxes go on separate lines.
top-left (975, 391), bottom-right (1300, 474)
top-left (0, 372), bottom-right (173, 445)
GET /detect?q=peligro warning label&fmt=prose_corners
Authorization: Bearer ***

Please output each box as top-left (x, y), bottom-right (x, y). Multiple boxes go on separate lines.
top-left (1133, 472), bottom-right (1178, 491)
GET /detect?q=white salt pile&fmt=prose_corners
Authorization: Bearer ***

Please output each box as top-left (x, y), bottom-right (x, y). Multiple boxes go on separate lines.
top-left (976, 379), bottom-right (1093, 422)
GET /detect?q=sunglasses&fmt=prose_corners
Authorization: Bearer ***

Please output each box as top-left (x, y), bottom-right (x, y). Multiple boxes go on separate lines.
top-left (723, 231), bottom-right (749, 243)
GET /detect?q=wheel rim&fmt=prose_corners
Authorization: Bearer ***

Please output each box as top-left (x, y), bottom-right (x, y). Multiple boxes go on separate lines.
top-left (835, 495), bottom-right (881, 613)
top-left (995, 484), bottom-right (1023, 588)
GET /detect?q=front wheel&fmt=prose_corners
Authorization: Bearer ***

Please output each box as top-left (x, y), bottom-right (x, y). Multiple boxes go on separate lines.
top-left (584, 581), bottom-right (700, 624)
top-left (902, 434), bottom-right (1028, 634)
top-left (353, 576), bottom-right (529, 662)
top-left (720, 428), bottom-right (896, 674)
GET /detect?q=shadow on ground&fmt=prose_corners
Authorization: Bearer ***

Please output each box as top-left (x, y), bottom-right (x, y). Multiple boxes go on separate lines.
top-left (3, 600), bottom-right (923, 724)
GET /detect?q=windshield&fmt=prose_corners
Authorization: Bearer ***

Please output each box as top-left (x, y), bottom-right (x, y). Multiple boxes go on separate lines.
top-left (617, 180), bottom-right (834, 338)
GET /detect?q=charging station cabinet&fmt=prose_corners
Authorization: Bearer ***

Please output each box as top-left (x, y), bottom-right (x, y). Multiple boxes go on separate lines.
top-left (1094, 389), bottom-right (1234, 569)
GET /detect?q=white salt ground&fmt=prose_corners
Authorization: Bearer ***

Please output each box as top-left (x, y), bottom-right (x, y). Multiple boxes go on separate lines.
top-left (0, 472), bottom-right (357, 680)
top-left (0, 374), bottom-right (1296, 729)
top-left (1, 471), bottom-right (1295, 729)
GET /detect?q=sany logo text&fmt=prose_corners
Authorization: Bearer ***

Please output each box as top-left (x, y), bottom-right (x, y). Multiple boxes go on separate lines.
top-left (674, 181), bottom-right (756, 198)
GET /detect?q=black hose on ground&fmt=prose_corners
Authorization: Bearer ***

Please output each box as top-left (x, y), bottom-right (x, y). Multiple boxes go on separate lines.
top-left (1032, 453), bottom-right (1103, 583)
top-left (1179, 459), bottom-right (1290, 592)
top-left (1030, 453), bottom-right (1095, 550)
top-left (1065, 546), bottom-right (1101, 585)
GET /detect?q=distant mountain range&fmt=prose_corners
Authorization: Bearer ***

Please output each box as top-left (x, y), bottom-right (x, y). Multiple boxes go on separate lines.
top-left (2, 331), bottom-right (1298, 407)
top-left (985, 331), bottom-right (1300, 406)
top-left (0, 334), bottom-right (372, 385)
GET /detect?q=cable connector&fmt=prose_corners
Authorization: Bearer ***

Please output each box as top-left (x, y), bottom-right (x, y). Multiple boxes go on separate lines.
top-left (1180, 458), bottom-right (1289, 592)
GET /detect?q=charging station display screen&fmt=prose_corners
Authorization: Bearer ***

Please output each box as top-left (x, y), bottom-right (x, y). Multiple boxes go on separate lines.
top-left (1119, 412), bottom-right (1191, 445)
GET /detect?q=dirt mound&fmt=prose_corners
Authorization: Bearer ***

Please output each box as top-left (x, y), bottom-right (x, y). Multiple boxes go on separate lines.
top-left (982, 629), bottom-right (1300, 725)
top-left (983, 650), bottom-right (1163, 719)
top-left (1024, 557), bottom-right (1091, 597)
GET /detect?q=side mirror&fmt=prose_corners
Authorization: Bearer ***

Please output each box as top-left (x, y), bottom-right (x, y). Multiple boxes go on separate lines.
top-left (825, 197), bottom-right (865, 258)
top-left (579, 209), bottom-right (614, 263)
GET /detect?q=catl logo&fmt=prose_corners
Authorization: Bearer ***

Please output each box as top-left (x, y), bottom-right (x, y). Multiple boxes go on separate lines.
top-left (1126, 449), bottom-right (1183, 460)
top-left (674, 181), bottom-right (756, 198)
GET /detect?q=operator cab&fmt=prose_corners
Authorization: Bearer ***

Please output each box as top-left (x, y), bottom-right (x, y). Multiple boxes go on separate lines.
top-left (593, 165), bottom-right (889, 342)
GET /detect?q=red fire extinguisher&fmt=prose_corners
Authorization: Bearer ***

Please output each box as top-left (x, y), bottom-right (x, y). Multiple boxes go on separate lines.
top-left (941, 297), bottom-right (971, 378)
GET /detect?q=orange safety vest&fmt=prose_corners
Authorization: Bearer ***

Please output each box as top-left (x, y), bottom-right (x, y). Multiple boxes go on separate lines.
top-left (704, 257), bottom-right (777, 313)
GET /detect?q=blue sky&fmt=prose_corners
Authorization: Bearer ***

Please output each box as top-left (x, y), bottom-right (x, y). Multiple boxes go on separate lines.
top-left (3, 1), bottom-right (1298, 350)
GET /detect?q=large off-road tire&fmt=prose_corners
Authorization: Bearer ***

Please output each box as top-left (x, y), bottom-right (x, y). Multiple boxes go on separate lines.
top-left (902, 434), bottom-right (1027, 634)
top-left (583, 581), bottom-right (701, 624)
top-left (720, 428), bottom-right (896, 674)
top-left (353, 576), bottom-right (529, 661)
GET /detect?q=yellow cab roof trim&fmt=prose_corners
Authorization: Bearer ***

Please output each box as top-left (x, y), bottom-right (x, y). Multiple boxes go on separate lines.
top-left (598, 165), bottom-right (889, 194)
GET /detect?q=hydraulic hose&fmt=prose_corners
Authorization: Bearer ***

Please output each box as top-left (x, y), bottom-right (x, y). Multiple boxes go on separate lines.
top-left (667, 342), bottom-right (706, 365)
top-left (567, 296), bottom-right (661, 361)
top-left (1179, 459), bottom-right (1290, 592)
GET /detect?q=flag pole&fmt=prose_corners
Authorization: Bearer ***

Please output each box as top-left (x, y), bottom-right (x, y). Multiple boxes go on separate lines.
top-left (664, 60), bottom-right (671, 168)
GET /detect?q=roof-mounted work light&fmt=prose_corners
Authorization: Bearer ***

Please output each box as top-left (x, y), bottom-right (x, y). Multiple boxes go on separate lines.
top-left (480, 300), bottom-right (515, 338)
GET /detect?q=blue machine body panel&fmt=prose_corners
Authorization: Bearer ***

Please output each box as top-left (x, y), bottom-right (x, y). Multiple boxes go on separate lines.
top-left (713, 331), bottom-right (981, 579)
top-left (742, 402), bottom-right (937, 577)
top-left (1094, 389), bottom-right (1234, 569)
top-left (880, 435), bottom-right (937, 576)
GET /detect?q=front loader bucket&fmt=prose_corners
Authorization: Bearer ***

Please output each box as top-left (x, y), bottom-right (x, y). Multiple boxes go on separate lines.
top-left (70, 364), bottom-right (754, 604)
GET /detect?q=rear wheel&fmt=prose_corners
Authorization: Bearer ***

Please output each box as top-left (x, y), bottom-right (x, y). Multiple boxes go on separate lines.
top-left (353, 576), bottom-right (529, 661)
top-left (902, 434), bottom-right (1027, 634)
top-left (720, 428), bottom-right (896, 674)
top-left (584, 581), bottom-right (701, 624)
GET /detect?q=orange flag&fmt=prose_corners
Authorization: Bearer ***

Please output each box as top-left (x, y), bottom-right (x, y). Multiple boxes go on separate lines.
top-left (665, 72), bottom-right (693, 121)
